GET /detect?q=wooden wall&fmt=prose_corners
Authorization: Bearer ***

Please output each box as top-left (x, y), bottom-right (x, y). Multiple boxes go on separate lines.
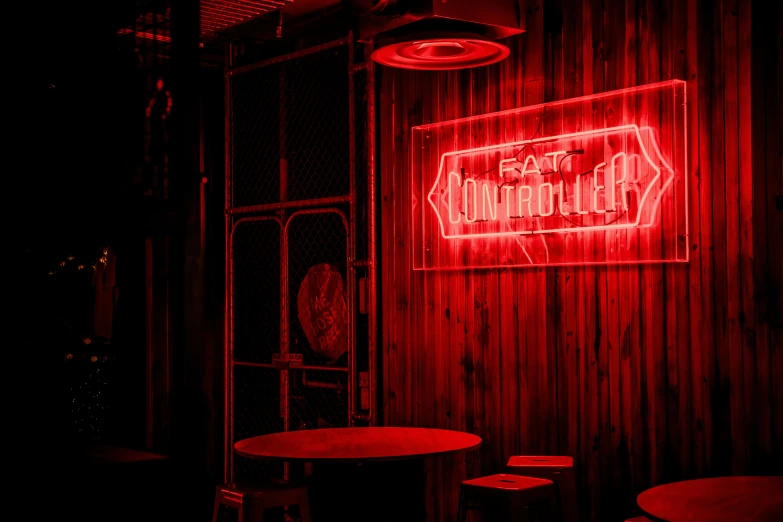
top-left (378, 1), bottom-right (782, 521)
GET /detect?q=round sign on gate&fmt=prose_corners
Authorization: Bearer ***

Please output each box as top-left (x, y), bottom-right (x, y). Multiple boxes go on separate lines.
top-left (297, 263), bottom-right (348, 362)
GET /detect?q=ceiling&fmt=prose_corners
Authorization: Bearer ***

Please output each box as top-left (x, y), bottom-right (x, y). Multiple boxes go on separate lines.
top-left (115, 0), bottom-right (343, 45)
top-left (199, 0), bottom-right (294, 38)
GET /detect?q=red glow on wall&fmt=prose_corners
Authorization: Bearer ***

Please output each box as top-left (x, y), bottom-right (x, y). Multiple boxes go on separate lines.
top-left (371, 39), bottom-right (510, 71)
top-left (412, 80), bottom-right (688, 269)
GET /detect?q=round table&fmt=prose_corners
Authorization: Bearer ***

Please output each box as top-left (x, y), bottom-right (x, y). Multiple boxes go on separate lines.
top-left (234, 426), bottom-right (482, 461)
top-left (235, 427), bottom-right (481, 522)
top-left (637, 476), bottom-right (783, 522)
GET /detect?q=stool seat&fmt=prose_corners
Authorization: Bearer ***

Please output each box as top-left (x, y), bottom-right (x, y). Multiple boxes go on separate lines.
top-left (462, 474), bottom-right (555, 491)
top-left (213, 480), bottom-right (312, 522)
top-left (506, 455), bottom-right (577, 522)
top-left (506, 456), bottom-right (573, 470)
top-left (457, 474), bottom-right (559, 522)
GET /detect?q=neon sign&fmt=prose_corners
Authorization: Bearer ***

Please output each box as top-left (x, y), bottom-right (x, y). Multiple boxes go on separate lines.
top-left (412, 80), bottom-right (688, 270)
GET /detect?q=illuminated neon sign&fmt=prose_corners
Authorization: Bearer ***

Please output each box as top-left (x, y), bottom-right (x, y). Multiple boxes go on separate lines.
top-left (412, 80), bottom-right (688, 270)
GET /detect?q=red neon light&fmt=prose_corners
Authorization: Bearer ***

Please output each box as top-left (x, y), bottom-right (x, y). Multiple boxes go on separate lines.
top-left (432, 125), bottom-right (671, 238)
top-left (412, 80), bottom-right (688, 270)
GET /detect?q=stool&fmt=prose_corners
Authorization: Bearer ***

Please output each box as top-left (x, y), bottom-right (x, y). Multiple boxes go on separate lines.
top-left (457, 474), bottom-right (559, 522)
top-left (506, 456), bottom-right (577, 522)
top-left (212, 481), bottom-right (312, 522)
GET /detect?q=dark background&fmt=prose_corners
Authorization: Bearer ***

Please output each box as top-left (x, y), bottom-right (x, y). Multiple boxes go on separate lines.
top-left (18, 0), bottom-right (143, 447)
top-left (13, 0), bottom-right (209, 481)
top-left (14, 3), bottom-right (219, 519)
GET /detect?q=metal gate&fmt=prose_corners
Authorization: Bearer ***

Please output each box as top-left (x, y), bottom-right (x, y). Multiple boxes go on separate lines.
top-left (225, 34), bottom-right (376, 482)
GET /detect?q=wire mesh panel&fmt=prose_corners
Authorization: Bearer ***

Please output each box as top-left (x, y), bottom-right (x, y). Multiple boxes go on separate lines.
top-left (232, 365), bottom-right (284, 481)
top-left (230, 64), bottom-right (282, 207)
top-left (287, 211), bottom-right (349, 368)
top-left (230, 45), bottom-right (350, 208)
top-left (282, 46), bottom-right (350, 201)
top-left (226, 35), bottom-right (367, 482)
top-left (231, 219), bottom-right (281, 363)
top-left (289, 369), bottom-right (349, 431)
top-left (230, 217), bottom-right (284, 481)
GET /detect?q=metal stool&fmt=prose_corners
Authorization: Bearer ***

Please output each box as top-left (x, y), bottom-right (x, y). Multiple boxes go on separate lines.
top-left (212, 481), bottom-right (312, 522)
top-left (507, 456), bottom-right (577, 522)
top-left (456, 474), bottom-right (559, 522)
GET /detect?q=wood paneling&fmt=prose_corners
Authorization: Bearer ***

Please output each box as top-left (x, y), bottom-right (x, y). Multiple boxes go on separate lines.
top-left (379, 1), bottom-right (782, 521)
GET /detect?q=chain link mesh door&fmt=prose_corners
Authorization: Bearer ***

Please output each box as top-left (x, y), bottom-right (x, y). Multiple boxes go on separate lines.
top-left (286, 210), bottom-right (350, 433)
top-left (227, 36), bottom-right (365, 483)
top-left (229, 217), bottom-right (285, 480)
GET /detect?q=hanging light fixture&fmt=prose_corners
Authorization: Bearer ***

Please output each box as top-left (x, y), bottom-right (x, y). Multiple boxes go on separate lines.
top-left (361, 0), bottom-right (523, 71)
top-left (370, 36), bottom-right (510, 70)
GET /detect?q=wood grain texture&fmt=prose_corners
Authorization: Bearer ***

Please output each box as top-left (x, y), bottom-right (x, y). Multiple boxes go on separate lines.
top-left (379, 0), bottom-right (782, 521)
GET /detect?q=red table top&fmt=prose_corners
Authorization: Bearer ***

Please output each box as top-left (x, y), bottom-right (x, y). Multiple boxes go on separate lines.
top-left (637, 476), bottom-right (783, 522)
top-left (234, 427), bottom-right (482, 462)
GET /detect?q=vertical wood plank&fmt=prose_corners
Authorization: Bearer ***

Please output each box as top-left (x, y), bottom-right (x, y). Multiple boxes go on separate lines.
top-left (462, 68), bottom-right (478, 486)
top-left (421, 66), bottom-right (437, 522)
top-left (768, 0), bottom-right (783, 465)
top-left (695, 0), bottom-right (717, 477)
top-left (722, 0), bottom-right (746, 476)
top-left (736, 0), bottom-right (756, 473)
top-left (498, 39), bottom-right (521, 472)
top-left (750, 0), bottom-right (778, 474)
top-left (670, 0), bottom-right (694, 481)
top-left (710, 0), bottom-right (734, 476)
top-left (685, 0), bottom-right (707, 478)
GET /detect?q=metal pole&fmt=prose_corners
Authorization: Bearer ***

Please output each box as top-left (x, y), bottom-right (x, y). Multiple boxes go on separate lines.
top-left (364, 41), bottom-right (378, 426)
top-left (279, 58), bottom-right (290, 448)
top-left (223, 40), bottom-right (233, 483)
top-left (347, 32), bottom-right (357, 427)
top-left (228, 223), bottom-right (236, 482)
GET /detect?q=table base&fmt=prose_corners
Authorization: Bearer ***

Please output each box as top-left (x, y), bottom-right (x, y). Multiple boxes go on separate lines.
top-left (309, 460), bottom-right (426, 522)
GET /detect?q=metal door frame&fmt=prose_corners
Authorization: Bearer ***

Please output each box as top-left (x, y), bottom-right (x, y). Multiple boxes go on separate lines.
top-left (227, 215), bottom-right (283, 480)
top-left (224, 33), bottom-right (377, 482)
top-left (283, 208), bottom-right (353, 431)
